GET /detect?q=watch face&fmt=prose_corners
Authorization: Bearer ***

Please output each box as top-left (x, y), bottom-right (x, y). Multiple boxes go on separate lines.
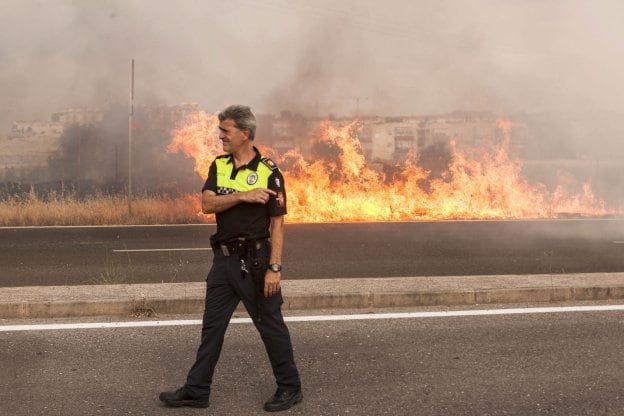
top-left (270, 264), bottom-right (281, 272)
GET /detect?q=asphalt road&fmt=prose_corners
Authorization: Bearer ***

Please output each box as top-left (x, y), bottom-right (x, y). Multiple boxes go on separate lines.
top-left (1, 219), bottom-right (624, 287)
top-left (1, 306), bottom-right (623, 415)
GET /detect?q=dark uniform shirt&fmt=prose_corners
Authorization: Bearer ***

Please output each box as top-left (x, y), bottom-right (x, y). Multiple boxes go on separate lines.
top-left (202, 147), bottom-right (287, 243)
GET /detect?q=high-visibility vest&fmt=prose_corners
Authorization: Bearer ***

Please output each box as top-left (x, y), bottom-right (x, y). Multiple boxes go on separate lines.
top-left (214, 154), bottom-right (280, 195)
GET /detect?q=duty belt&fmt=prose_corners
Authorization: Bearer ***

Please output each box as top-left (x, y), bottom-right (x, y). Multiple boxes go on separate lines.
top-left (209, 237), bottom-right (267, 257)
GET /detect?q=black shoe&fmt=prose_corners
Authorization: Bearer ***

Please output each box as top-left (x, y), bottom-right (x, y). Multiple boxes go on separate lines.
top-left (159, 387), bottom-right (209, 408)
top-left (264, 388), bottom-right (303, 412)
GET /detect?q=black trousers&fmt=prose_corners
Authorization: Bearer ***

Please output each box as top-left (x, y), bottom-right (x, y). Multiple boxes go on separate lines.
top-left (184, 243), bottom-right (301, 398)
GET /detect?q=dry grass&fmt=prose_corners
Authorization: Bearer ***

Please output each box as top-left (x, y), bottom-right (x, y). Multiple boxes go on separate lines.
top-left (0, 191), bottom-right (211, 226)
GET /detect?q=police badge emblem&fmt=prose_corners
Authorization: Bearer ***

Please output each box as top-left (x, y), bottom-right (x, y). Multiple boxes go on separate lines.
top-left (247, 172), bottom-right (258, 185)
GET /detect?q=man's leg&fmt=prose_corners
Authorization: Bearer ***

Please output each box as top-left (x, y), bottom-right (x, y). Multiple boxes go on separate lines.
top-left (230, 243), bottom-right (302, 411)
top-left (253, 296), bottom-right (301, 389)
top-left (160, 257), bottom-right (240, 407)
top-left (232, 252), bottom-right (301, 390)
top-left (185, 257), bottom-right (241, 397)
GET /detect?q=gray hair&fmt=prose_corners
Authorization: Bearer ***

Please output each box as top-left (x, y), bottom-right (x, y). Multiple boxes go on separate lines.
top-left (218, 105), bottom-right (257, 141)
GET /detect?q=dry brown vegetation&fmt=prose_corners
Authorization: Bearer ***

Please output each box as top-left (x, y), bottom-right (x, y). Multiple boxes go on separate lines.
top-left (0, 191), bottom-right (210, 226)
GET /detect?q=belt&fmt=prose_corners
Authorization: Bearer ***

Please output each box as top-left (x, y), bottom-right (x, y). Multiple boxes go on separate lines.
top-left (210, 238), bottom-right (268, 257)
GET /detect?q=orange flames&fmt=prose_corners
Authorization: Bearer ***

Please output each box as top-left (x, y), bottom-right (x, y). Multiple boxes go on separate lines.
top-left (168, 110), bottom-right (616, 222)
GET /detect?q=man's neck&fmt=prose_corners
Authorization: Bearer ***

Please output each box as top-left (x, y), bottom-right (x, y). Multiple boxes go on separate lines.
top-left (232, 145), bottom-right (256, 169)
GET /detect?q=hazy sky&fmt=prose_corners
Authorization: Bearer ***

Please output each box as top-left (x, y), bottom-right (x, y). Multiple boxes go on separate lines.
top-left (2, 0), bottom-right (624, 132)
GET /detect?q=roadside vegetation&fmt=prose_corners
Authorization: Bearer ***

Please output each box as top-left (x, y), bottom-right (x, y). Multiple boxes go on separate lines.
top-left (0, 105), bottom-right (206, 227)
top-left (0, 190), bottom-right (209, 226)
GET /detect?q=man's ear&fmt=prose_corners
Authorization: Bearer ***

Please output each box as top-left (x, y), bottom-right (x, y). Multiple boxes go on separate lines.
top-left (243, 129), bottom-right (251, 140)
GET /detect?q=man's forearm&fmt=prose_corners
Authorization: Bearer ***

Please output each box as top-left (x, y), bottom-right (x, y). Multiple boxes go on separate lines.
top-left (201, 191), bottom-right (241, 214)
top-left (269, 216), bottom-right (284, 264)
top-left (202, 188), bottom-right (276, 214)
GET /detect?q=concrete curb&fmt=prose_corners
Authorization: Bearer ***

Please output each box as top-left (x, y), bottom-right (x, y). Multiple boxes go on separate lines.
top-left (2, 273), bottom-right (624, 319)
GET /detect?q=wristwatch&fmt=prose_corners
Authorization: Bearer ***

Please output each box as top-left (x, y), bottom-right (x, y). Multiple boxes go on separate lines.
top-left (268, 263), bottom-right (282, 272)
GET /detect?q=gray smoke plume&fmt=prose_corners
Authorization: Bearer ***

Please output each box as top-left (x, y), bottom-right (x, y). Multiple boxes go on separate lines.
top-left (1, 0), bottom-right (623, 154)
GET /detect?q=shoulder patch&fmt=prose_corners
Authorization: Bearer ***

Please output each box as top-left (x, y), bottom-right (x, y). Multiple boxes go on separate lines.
top-left (261, 157), bottom-right (279, 170)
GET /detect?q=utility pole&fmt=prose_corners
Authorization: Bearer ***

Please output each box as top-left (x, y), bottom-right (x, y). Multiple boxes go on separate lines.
top-left (354, 96), bottom-right (371, 117)
top-left (114, 144), bottom-right (118, 184)
top-left (128, 59), bottom-right (134, 216)
top-left (326, 96), bottom-right (370, 118)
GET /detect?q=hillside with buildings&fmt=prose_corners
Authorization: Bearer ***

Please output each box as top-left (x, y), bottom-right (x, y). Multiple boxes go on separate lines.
top-left (1, 105), bottom-right (622, 206)
top-left (1, 106), bottom-right (528, 181)
top-left (0, 109), bottom-right (103, 181)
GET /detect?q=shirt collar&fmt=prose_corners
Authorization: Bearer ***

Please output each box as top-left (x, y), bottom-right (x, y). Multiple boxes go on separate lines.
top-left (226, 146), bottom-right (262, 171)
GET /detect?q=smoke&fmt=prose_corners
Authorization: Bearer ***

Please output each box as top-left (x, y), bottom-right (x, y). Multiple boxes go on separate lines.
top-left (1, 0), bottom-right (624, 141)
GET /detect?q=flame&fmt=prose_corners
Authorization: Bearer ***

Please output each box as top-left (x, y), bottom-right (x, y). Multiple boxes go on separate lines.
top-left (169, 111), bottom-right (618, 222)
top-left (167, 110), bottom-right (221, 178)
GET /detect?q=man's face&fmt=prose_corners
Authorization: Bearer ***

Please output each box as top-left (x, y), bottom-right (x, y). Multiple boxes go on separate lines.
top-left (218, 118), bottom-right (249, 154)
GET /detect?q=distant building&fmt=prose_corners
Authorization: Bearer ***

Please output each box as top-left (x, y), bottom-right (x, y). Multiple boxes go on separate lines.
top-left (50, 108), bottom-right (103, 125)
top-left (266, 112), bottom-right (317, 156)
top-left (2, 119), bottom-right (66, 177)
top-left (10, 120), bottom-right (64, 138)
top-left (138, 103), bottom-right (201, 132)
top-left (1, 108), bottom-right (104, 180)
top-left (358, 117), bottom-right (415, 162)
top-left (355, 112), bottom-right (529, 164)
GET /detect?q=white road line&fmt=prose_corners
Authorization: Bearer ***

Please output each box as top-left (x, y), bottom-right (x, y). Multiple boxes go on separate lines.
top-left (112, 248), bottom-right (212, 253)
top-left (2, 304), bottom-right (624, 332)
top-left (613, 241), bottom-right (624, 244)
top-left (0, 320), bottom-right (203, 332)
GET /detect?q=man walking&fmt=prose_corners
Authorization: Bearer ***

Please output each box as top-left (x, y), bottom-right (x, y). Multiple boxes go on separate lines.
top-left (160, 105), bottom-right (302, 412)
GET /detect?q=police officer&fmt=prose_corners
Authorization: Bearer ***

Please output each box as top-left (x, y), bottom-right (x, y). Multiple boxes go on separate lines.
top-left (159, 105), bottom-right (302, 411)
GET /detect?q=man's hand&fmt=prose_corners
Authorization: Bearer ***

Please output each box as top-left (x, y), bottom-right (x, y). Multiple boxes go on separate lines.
top-left (264, 269), bottom-right (281, 297)
top-left (240, 188), bottom-right (276, 204)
